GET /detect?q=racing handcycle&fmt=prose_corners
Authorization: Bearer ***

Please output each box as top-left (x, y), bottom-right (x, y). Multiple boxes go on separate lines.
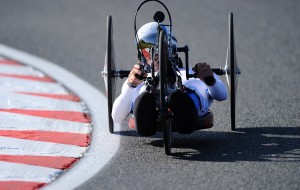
top-left (102, 0), bottom-right (241, 155)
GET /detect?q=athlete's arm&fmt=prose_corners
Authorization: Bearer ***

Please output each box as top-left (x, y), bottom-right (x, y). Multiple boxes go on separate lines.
top-left (207, 74), bottom-right (227, 101)
top-left (192, 62), bottom-right (227, 101)
top-left (111, 81), bottom-right (136, 123)
top-left (111, 64), bottom-right (146, 123)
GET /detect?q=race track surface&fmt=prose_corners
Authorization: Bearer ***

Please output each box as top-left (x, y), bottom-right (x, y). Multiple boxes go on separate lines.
top-left (0, 0), bottom-right (299, 189)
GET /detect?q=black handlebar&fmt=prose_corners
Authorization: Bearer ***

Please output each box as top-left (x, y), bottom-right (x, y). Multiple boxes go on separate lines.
top-left (112, 70), bottom-right (130, 79)
top-left (111, 67), bottom-right (225, 80)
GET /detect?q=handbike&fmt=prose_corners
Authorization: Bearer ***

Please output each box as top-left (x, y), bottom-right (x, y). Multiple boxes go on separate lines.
top-left (101, 0), bottom-right (241, 155)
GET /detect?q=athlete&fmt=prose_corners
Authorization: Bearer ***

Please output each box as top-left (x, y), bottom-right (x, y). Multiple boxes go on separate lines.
top-left (112, 22), bottom-right (227, 136)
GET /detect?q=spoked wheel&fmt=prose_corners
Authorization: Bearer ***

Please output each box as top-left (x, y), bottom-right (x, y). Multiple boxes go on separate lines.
top-left (225, 13), bottom-right (241, 131)
top-left (102, 15), bottom-right (117, 133)
top-left (159, 30), bottom-right (172, 155)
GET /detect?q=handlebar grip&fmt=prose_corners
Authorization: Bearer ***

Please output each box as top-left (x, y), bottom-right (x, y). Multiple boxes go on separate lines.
top-left (204, 76), bottom-right (216, 86)
top-left (190, 73), bottom-right (216, 86)
top-left (135, 63), bottom-right (145, 80)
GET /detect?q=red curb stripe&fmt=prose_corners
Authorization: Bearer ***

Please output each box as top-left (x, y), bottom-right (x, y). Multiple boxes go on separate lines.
top-left (0, 109), bottom-right (91, 123)
top-left (0, 130), bottom-right (90, 147)
top-left (0, 155), bottom-right (78, 169)
top-left (15, 92), bottom-right (81, 102)
top-left (0, 60), bottom-right (23, 66)
top-left (0, 181), bottom-right (45, 190)
top-left (0, 73), bottom-right (55, 82)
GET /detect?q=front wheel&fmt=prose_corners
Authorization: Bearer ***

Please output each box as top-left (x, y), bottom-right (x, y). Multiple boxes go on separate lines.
top-left (163, 119), bottom-right (172, 155)
top-left (159, 30), bottom-right (172, 155)
top-left (159, 29), bottom-right (168, 109)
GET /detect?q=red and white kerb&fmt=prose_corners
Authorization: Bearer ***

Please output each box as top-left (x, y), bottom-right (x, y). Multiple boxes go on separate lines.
top-left (0, 56), bottom-right (92, 190)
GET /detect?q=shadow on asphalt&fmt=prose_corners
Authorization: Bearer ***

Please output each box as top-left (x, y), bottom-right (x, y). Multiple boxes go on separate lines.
top-left (113, 123), bottom-right (163, 139)
top-left (114, 130), bottom-right (139, 137)
top-left (148, 127), bottom-right (300, 162)
top-left (113, 130), bottom-right (163, 139)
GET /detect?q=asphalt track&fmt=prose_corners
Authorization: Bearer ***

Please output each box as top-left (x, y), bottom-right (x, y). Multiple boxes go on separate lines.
top-left (0, 0), bottom-right (299, 189)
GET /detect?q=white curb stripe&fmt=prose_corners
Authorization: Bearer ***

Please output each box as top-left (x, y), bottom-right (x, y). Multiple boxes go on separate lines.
top-left (0, 91), bottom-right (84, 111)
top-left (0, 77), bottom-right (68, 94)
top-left (0, 136), bottom-right (87, 158)
top-left (0, 112), bottom-right (91, 134)
top-left (0, 64), bottom-right (45, 76)
top-left (0, 161), bottom-right (62, 183)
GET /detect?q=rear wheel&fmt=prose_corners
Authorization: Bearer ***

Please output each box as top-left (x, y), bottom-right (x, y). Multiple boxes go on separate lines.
top-left (225, 13), bottom-right (239, 131)
top-left (104, 15), bottom-right (116, 133)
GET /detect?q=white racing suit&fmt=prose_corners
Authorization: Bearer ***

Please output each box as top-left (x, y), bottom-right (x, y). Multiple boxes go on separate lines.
top-left (112, 69), bottom-right (227, 123)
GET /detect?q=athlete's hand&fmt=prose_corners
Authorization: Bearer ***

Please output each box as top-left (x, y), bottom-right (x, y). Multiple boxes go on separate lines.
top-left (127, 64), bottom-right (147, 87)
top-left (192, 62), bottom-right (216, 86)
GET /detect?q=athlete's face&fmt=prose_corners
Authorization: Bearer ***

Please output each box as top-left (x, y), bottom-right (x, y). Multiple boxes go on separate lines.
top-left (142, 48), bottom-right (159, 71)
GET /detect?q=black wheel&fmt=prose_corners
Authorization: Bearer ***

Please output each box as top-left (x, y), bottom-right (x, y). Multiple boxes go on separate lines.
top-left (159, 30), bottom-right (172, 154)
top-left (159, 30), bottom-right (168, 109)
top-left (103, 15), bottom-right (116, 133)
top-left (163, 119), bottom-right (172, 155)
top-left (225, 13), bottom-right (240, 131)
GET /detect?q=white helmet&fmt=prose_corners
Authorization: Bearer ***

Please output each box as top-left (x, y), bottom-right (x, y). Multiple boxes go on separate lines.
top-left (136, 22), bottom-right (177, 49)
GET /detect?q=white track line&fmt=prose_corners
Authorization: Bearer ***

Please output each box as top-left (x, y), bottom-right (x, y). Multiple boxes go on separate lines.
top-left (0, 44), bottom-right (120, 190)
top-left (0, 161), bottom-right (62, 183)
